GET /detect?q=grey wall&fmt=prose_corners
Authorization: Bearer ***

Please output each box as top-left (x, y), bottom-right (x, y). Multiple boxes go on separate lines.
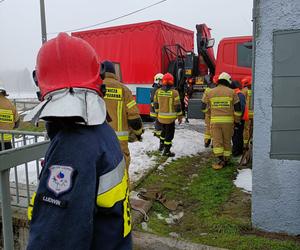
top-left (252, 0), bottom-right (300, 235)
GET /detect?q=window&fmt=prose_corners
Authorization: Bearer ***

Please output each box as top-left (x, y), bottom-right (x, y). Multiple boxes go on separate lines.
top-left (237, 43), bottom-right (252, 68)
top-left (271, 29), bottom-right (300, 160)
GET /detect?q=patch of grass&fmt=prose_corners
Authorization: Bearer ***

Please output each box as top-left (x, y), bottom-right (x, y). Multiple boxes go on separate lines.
top-left (135, 152), bottom-right (300, 250)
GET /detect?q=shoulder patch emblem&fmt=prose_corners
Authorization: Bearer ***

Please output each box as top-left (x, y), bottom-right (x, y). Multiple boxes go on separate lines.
top-left (47, 165), bottom-right (74, 196)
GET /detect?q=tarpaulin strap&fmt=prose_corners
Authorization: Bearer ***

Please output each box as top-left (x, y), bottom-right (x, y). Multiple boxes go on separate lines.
top-left (130, 203), bottom-right (149, 222)
top-left (211, 116), bottom-right (234, 123)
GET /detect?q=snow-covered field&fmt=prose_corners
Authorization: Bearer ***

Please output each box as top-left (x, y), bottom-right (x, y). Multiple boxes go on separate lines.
top-left (234, 168), bottom-right (252, 193)
top-left (11, 120), bottom-right (206, 186)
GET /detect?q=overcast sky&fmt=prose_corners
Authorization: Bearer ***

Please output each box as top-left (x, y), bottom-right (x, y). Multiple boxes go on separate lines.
top-left (0, 0), bottom-right (253, 71)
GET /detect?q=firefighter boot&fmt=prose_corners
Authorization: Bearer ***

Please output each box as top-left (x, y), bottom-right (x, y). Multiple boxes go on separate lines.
top-left (159, 141), bottom-right (165, 152)
top-left (162, 145), bottom-right (175, 157)
top-left (204, 139), bottom-right (211, 148)
top-left (212, 156), bottom-right (225, 170)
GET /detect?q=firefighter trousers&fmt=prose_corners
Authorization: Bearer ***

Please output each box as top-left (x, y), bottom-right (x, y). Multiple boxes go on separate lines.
top-left (204, 113), bottom-right (211, 143)
top-left (211, 123), bottom-right (234, 160)
top-left (160, 122), bottom-right (175, 146)
top-left (243, 119), bottom-right (252, 146)
top-left (232, 121), bottom-right (244, 156)
top-left (154, 119), bottom-right (162, 137)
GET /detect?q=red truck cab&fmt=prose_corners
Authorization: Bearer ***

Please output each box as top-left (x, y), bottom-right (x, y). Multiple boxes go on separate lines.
top-left (215, 36), bottom-right (252, 82)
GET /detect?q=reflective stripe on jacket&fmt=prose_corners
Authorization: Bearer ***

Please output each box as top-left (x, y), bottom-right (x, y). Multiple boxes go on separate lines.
top-left (0, 95), bottom-right (19, 141)
top-left (104, 73), bottom-right (141, 142)
top-left (203, 85), bottom-right (240, 124)
top-left (153, 87), bottom-right (182, 124)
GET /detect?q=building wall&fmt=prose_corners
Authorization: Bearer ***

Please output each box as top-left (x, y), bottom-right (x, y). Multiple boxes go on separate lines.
top-left (252, 0), bottom-right (300, 235)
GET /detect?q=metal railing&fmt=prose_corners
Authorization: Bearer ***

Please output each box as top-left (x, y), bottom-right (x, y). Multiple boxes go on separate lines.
top-left (0, 130), bottom-right (50, 250)
top-left (11, 99), bottom-right (40, 113)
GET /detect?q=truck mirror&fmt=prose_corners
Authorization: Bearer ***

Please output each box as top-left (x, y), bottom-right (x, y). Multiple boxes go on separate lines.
top-left (243, 41), bottom-right (252, 49)
top-left (206, 38), bottom-right (215, 48)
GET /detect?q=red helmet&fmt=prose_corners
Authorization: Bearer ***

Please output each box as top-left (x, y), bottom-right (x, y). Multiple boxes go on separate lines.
top-left (241, 76), bottom-right (252, 88)
top-left (162, 73), bottom-right (174, 86)
top-left (212, 74), bottom-right (219, 84)
top-left (36, 33), bottom-right (101, 99)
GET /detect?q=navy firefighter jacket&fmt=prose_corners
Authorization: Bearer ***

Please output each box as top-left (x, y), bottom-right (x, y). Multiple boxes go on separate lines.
top-left (27, 120), bottom-right (132, 250)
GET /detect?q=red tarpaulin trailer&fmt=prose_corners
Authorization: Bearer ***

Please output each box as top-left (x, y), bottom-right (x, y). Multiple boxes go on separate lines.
top-left (72, 20), bottom-right (194, 114)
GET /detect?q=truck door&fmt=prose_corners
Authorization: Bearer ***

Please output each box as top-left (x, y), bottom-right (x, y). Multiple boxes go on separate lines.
top-left (232, 39), bottom-right (252, 80)
top-left (216, 40), bottom-right (236, 77)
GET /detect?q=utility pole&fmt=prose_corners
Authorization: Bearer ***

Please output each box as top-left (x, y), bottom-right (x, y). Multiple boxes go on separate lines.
top-left (39, 0), bottom-right (47, 44)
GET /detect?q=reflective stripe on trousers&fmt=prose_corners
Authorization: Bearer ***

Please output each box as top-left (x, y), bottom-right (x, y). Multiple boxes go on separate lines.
top-left (158, 112), bottom-right (177, 119)
top-left (210, 116), bottom-right (234, 123)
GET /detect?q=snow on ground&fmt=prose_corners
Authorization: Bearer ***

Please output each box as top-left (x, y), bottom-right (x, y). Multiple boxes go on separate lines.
top-left (129, 124), bottom-right (205, 183)
top-left (234, 168), bottom-right (252, 193)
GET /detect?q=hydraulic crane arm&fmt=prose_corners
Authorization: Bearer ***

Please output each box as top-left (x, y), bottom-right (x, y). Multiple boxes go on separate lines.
top-left (196, 24), bottom-right (216, 76)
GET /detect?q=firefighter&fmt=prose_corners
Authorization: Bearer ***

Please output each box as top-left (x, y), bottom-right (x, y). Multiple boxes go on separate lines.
top-left (201, 75), bottom-right (217, 148)
top-left (25, 33), bottom-right (132, 250)
top-left (153, 73), bottom-right (183, 156)
top-left (231, 80), bottom-right (246, 157)
top-left (202, 72), bottom-right (242, 169)
top-left (150, 73), bottom-right (163, 138)
top-left (101, 60), bottom-right (143, 173)
top-left (241, 76), bottom-right (253, 148)
top-left (0, 85), bottom-right (19, 150)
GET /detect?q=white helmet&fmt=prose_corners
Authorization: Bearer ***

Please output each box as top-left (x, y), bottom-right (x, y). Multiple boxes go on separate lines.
top-left (154, 73), bottom-right (164, 84)
top-left (218, 72), bottom-right (232, 84)
top-left (0, 85), bottom-right (8, 96)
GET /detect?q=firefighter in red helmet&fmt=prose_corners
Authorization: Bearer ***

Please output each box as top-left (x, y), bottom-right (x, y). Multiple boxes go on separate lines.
top-left (25, 33), bottom-right (132, 250)
top-left (153, 73), bottom-right (183, 156)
